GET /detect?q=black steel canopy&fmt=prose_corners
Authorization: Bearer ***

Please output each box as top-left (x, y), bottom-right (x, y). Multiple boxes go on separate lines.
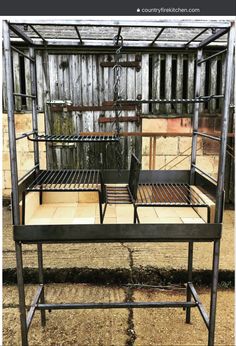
top-left (7, 19), bottom-right (230, 48)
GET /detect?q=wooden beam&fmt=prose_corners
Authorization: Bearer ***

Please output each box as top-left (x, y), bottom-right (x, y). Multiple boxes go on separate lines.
top-left (9, 19), bottom-right (231, 29)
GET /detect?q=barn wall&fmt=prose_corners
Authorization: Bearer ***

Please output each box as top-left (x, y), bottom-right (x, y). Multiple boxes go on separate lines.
top-left (2, 49), bottom-right (234, 203)
top-left (43, 53), bottom-right (147, 169)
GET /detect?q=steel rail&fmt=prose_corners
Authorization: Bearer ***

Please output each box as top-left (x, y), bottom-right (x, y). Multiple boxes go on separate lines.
top-left (192, 165), bottom-right (217, 183)
top-left (185, 28), bottom-right (208, 48)
top-left (197, 49), bottom-right (227, 64)
top-left (74, 26), bottom-right (83, 44)
top-left (11, 46), bottom-right (35, 61)
top-left (150, 28), bottom-right (165, 46)
top-left (193, 132), bottom-right (221, 141)
top-left (29, 25), bottom-right (47, 43)
top-left (36, 301), bottom-right (198, 310)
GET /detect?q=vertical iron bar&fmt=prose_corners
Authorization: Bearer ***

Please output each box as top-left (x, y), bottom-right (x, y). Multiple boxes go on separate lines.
top-left (22, 191), bottom-right (26, 225)
top-left (186, 242), bottom-right (193, 323)
top-left (15, 242), bottom-right (28, 346)
top-left (37, 244), bottom-right (46, 326)
top-left (208, 240), bottom-right (221, 346)
top-left (3, 20), bottom-right (20, 225)
top-left (29, 47), bottom-right (40, 173)
top-left (190, 49), bottom-right (203, 185)
top-left (215, 23), bottom-right (235, 223)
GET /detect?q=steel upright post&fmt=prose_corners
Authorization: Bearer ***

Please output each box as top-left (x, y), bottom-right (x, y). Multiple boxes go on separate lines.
top-left (208, 23), bottom-right (235, 346)
top-left (37, 244), bottom-right (46, 326)
top-left (3, 20), bottom-right (20, 224)
top-left (208, 240), bottom-right (221, 346)
top-left (29, 47), bottom-right (40, 172)
top-left (29, 46), bottom-right (46, 326)
top-left (15, 242), bottom-right (29, 346)
top-left (3, 20), bottom-right (29, 346)
top-left (186, 242), bottom-right (193, 323)
top-left (190, 49), bottom-right (203, 185)
top-left (188, 48), bottom-right (203, 327)
top-left (215, 23), bottom-right (235, 223)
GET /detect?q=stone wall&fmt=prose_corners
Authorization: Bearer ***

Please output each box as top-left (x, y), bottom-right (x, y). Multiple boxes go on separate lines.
top-left (2, 113), bottom-right (46, 198)
top-left (141, 118), bottom-right (219, 178)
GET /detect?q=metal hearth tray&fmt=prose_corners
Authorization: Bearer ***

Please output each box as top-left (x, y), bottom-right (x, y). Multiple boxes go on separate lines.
top-left (136, 183), bottom-right (208, 207)
top-left (26, 133), bottom-right (120, 143)
top-left (26, 170), bottom-right (102, 191)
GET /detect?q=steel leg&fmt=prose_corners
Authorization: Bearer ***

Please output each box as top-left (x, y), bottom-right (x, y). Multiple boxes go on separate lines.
top-left (207, 206), bottom-right (211, 223)
top-left (208, 240), bottom-right (221, 346)
top-left (102, 202), bottom-right (107, 223)
top-left (186, 242), bottom-right (193, 323)
top-left (22, 191), bottom-right (26, 225)
top-left (39, 188), bottom-right (43, 205)
top-left (37, 243), bottom-right (46, 326)
top-left (133, 206), bottom-right (137, 224)
top-left (98, 192), bottom-right (103, 224)
top-left (15, 242), bottom-right (28, 346)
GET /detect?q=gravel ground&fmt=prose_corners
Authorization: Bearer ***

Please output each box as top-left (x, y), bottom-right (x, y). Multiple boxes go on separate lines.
top-left (3, 284), bottom-right (234, 346)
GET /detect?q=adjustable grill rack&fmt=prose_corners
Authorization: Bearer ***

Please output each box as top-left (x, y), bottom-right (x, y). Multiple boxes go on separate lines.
top-left (26, 169), bottom-right (101, 191)
top-left (27, 133), bottom-right (120, 143)
top-left (135, 183), bottom-right (210, 223)
top-left (136, 183), bottom-right (205, 205)
top-left (3, 19), bottom-right (234, 346)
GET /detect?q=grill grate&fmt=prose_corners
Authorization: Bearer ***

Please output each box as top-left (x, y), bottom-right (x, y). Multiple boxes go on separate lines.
top-left (26, 170), bottom-right (101, 191)
top-left (136, 183), bottom-right (207, 207)
top-left (27, 134), bottom-right (120, 143)
top-left (105, 186), bottom-right (133, 204)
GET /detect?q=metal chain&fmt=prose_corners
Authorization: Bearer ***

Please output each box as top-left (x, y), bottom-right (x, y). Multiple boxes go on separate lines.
top-left (113, 34), bottom-right (123, 174)
top-left (113, 34), bottom-right (123, 137)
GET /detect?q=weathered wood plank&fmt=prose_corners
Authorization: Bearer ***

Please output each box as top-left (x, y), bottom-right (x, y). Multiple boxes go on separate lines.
top-left (12, 51), bottom-right (22, 111)
top-left (209, 57), bottom-right (217, 113)
top-left (36, 51), bottom-right (45, 111)
top-left (48, 54), bottom-right (59, 99)
top-left (199, 53), bottom-right (206, 114)
top-left (165, 54), bottom-right (172, 114)
top-left (220, 53), bottom-right (226, 111)
top-left (176, 54), bottom-right (183, 114)
top-left (141, 54), bottom-right (149, 114)
top-left (24, 50), bottom-right (32, 111)
top-left (152, 54), bottom-right (161, 114)
top-left (187, 53), bottom-right (195, 114)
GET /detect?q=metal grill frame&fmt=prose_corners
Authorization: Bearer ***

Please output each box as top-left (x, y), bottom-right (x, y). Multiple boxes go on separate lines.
top-left (3, 19), bottom-right (234, 346)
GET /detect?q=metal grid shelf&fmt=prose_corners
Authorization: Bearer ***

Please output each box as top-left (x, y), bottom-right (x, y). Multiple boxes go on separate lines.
top-left (136, 183), bottom-right (207, 207)
top-left (27, 134), bottom-right (120, 143)
top-left (105, 186), bottom-right (133, 204)
top-left (26, 170), bottom-right (102, 191)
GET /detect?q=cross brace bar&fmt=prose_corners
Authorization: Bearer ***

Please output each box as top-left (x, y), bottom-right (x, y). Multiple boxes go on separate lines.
top-left (189, 282), bottom-right (210, 329)
top-left (37, 301), bottom-right (197, 310)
